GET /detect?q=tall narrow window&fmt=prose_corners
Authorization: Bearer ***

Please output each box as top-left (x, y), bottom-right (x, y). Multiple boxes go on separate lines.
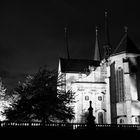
top-left (98, 112), bottom-right (104, 124)
top-left (116, 67), bottom-right (124, 102)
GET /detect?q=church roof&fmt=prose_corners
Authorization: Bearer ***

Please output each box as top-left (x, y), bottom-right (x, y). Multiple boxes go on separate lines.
top-left (60, 58), bottom-right (100, 73)
top-left (112, 33), bottom-right (140, 56)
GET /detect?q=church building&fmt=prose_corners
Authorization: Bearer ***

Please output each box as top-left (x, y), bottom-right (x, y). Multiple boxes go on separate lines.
top-left (58, 12), bottom-right (140, 124)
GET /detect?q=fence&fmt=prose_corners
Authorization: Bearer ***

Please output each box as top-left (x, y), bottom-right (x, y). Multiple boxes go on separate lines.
top-left (0, 121), bottom-right (87, 129)
top-left (1, 121), bottom-right (140, 131)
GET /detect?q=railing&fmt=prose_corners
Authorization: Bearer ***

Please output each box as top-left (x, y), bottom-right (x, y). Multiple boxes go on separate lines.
top-left (95, 124), bottom-right (140, 130)
top-left (0, 121), bottom-right (87, 129)
top-left (0, 121), bottom-right (140, 130)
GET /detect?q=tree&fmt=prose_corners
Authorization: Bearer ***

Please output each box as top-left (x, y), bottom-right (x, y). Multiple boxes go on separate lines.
top-left (4, 67), bottom-right (75, 123)
top-left (0, 78), bottom-right (12, 121)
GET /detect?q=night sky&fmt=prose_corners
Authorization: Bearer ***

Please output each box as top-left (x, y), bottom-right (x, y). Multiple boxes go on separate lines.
top-left (0, 0), bottom-right (140, 91)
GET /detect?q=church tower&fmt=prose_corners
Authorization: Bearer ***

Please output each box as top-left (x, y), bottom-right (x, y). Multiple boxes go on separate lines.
top-left (109, 27), bottom-right (140, 124)
top-left (57, 13), bottom-right (140, 124)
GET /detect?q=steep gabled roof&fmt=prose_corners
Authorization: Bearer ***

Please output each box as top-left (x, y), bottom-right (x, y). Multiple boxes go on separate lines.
top-left (60, 58), bottom-right (100, 73)
top-left (112, 33), bottom-right (140, 56)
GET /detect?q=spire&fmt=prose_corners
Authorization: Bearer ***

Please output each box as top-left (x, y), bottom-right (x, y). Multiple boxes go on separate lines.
top-left (93, 26), bottom-right (101, 61)
top-left (103, 11), bottom-right (112, 59)
top-left (105, 11), bottom-right (110, 45)
top-left (124, 26), bottom-right (128, 34)
top-left (64, 25), bottom-right (70, 59)
top-left (0, 77), bottom-right (2, 87)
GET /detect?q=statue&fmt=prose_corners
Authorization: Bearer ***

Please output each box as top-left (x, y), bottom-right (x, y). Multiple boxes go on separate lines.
top-left (87, 101), bottom-right (96, 129)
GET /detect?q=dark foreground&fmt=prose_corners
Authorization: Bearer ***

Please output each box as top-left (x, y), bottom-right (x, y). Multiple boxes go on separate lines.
top-left (1, 126), bottom-right (140, 139)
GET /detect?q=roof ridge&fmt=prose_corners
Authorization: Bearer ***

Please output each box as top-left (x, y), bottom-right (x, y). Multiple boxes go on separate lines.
top-left (60, 57), bottom-right (100, 62)
top-left (111, 32), bottom-right (140, 56)
top-left (60, 58), bottom-right (100, 73)
top-left (112, 33), bottom-right (127, 55)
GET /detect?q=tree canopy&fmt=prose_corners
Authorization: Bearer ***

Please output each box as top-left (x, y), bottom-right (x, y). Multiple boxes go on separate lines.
top-left (0, 78), bottom-right (12, 121)
top-left (4, 67), bottom-right (75, 123)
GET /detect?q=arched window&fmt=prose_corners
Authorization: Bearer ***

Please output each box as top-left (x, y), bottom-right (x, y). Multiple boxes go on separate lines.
top-left (98, 112), bottom-right (104, 124)
top-left (120, 119), bottom-right (124, 124)
top-left (135, 117), bottom-right (139, 123)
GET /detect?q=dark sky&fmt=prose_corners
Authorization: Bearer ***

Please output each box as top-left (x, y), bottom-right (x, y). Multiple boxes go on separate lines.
top-left (0, 0), bottom-right (140, 90)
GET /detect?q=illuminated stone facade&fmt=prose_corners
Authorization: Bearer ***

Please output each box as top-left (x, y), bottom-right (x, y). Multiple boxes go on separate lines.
top-left (58, 30), bottom-right (140, 124)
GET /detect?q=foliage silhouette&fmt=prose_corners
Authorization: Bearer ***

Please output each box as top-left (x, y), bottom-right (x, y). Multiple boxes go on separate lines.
top-left (3, 67), bottom-right (75, 123)
top-left (0, 78), bottom-right (12, 121)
